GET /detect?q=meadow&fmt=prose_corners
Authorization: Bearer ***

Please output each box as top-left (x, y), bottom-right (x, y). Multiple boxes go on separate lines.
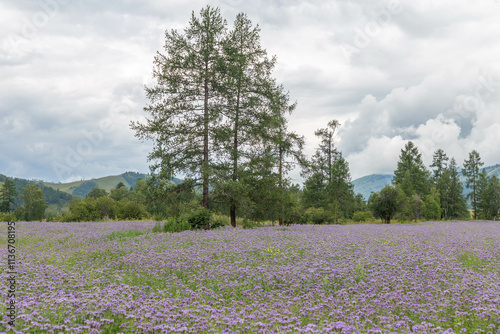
top-left (1, 221), bottom-right (500, 333)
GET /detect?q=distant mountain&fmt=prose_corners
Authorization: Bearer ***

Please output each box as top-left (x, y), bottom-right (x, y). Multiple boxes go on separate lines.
top-left (42, 171), bottom-right (150, 197)
top-left (352, 163), bottom-right (500, 201)
top-left (41, 172), bottom-right (184, 198)
top-left (352, 174), bottom-right (393, 201)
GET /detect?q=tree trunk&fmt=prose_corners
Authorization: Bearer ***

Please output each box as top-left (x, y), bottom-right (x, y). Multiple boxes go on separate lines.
top-left (203, 63), bottom-right (210, 210)
top-left (230, 84), bottom-right (241, 228)
top-left (279, 141), bottom-right (283, 226)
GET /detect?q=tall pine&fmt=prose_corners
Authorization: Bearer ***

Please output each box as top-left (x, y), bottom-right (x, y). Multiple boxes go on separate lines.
top-left (463, 150), bottom-right (484, 220)
top-left (131, 6), bottom-right (227, 210)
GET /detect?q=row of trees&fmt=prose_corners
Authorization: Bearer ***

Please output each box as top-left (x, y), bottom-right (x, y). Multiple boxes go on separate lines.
top-left (369, 143), bottom-right (500, 223)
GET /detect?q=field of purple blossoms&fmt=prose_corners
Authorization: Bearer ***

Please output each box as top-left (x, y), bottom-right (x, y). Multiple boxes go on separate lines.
top-left (1, 221), bottom-right (500, 334)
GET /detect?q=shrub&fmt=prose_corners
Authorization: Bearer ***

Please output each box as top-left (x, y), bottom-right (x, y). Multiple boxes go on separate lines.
top-left (163, 219), bottom-right (191, 233)
top-left (284, 207), bottom-right (306, 225)
top-left (187, 209), bottom-right (211, 230)
top-left (117, 201), bottom-right (148, 220)
top-left (352, 211), bottom-right (375, 222)
top-left (304, 207), bottom-right (335, 225)
top-left (210, 215), bottom-right (228, 229)
top-left (242, 219), bottom-right (256, 229)
top-left (0, 213), bottom-right (17, 222)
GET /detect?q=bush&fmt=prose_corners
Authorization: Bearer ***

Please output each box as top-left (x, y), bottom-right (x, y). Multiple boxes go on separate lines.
top-left (304, 207), bottom-right (335, 225)
top-left (352, 211), bottom-right (375, 222)
top-left (210, 214), bottom-right (229, 229)
top-left (0, 213), bottom-right (17, 222)
top-left (284, 207), bottom-right (306, 225)
top-left (242, 219), bottom-right (256, 229)
top-left (163, 219), bottom-right (191, 233)
top-left (117, 201), bottom-right (148, 220)
top-left (187, 209), bottom-right (211, 230)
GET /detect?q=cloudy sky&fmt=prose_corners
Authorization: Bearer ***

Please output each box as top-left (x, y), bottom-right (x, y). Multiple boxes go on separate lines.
top-left (1, 0), bottom-right (500, 183)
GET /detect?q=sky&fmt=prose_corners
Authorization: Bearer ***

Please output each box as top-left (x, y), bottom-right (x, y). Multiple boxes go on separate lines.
top-left (1, 0), bottom-right (500, 184)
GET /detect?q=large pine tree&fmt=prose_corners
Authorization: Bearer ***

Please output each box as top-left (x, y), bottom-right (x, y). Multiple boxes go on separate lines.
top-left (439, 158), bottom-right (468, 219)
top-left (0, 179), bottom-right (18, 214)
top-left (463, 150), bottom-right (484, 220)
top-left (131, 6), bottom-right (227, 210)
top-left (393, 141), bottom-right (430, 197)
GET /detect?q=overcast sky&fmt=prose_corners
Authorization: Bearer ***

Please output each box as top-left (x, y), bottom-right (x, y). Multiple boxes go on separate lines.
top-left (2, 0), bottom-right (500, 183)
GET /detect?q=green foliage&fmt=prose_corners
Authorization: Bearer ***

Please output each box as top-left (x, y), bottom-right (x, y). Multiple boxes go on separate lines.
top-left (117, 201), bottom-right (148, 220)
top-left (304, 207), bottom-right (335, 225)
top-left (110, 186), bottom-right (128, 201)
top-left (423, 188), bottom-right (441, 221)
top-left (463, 150), bottom-right (484, 219)
top-left (352, 211), bottom-right (375, 222)
top-left (393, 141), bottom-right (430, 197)
top-left (187, 209), bottom-right (212, 230)
top-left (283, 205), bottom-right (306, 225)
top-left (72, 181), bottom-right (98, 197)
top-left (105, 229), bottom-right (144, 241)
top-left (0, 179), bottom-right (18, 213)
top-left (369, 185), bottom-right (404, 224)
top-left (477, 172), bottom-right (500, 220)
top-left (0, 212), bottom-right (17, 222)
top-left (302, 123), bottom-right (356, 222)
top-left (163, 219), bottom-right (191, 233)
top-left (21, 184), bottom-right (48, 221)
top-left (210, 215), bottom-right (229, 229)
top-left (86, 187), bottom-right (108, 199)
top-left (242, 219), bottom-right (259, 229)
top-left (440, 158), bottom-right (469, 219)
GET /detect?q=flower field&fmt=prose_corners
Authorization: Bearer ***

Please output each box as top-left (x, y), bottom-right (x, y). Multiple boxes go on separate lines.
top-left (2, 221), bottom-right (500, 333)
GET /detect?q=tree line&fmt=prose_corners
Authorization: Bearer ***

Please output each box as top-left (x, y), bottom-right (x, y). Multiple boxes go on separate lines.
top-left (369, 143), bottom-right (500, 224)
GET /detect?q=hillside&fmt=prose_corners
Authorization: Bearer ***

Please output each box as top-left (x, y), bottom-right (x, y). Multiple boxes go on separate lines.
top-left (42, 171), bottom-right (150, 197)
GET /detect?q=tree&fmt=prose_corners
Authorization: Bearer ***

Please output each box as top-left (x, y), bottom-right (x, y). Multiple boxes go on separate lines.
top-left (477, 171), bottom-right (500, 220)
top-left (0, 179), bottom-right (18, 214)
top-left (393, 141), bottom-right (430, 197)
top-left (131, 6), bottom-right (227, 210)
top-left (302, 123), bottom-right (355, 223)
top-left (86, 187), bottom-right (108, 199)
top-left (463, 150), bottom-right (484, 220)
top-left (110, 186), bottom-right (128, 201)
top-left (21, 184), bottom-right (47, 221)
top-left (267, 86), bottom-right (304, 225)
top-left (423, 187), bottom-right (441, 221)
top-left (216, 13), bottom-right (283, 227)
top-left (369, 185), bottom-right (404, 224)
top-left (440, 158), bottom-right (468, 219)
top-left (430, 149), bottom-right (449, 182)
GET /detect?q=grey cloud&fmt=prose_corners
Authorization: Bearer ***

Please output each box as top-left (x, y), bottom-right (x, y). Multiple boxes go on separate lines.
top-left (2, 0), bottom-right (500, 182)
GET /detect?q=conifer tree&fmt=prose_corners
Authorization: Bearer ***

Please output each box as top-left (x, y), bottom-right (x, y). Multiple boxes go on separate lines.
top-left (393, 141), bottom-right (430, 197)
top-left (217, 13), bottom-right (280, 227)
top-left (440, 158), bottom-right (468, 219)
top-left (463, 150), bottom-right (484, 220)
top-left (0, 179), bottom-right (18, 214)
top-left (131, 6), bottom-right (227, 210)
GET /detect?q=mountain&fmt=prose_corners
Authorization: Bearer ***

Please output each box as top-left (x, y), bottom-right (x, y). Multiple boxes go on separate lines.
top-left (42, 171), bottom-right (150, 197)
top-left (352, 174), bottom-right (393, 201)
top-left (352, 163), bottom-right (500, 201)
